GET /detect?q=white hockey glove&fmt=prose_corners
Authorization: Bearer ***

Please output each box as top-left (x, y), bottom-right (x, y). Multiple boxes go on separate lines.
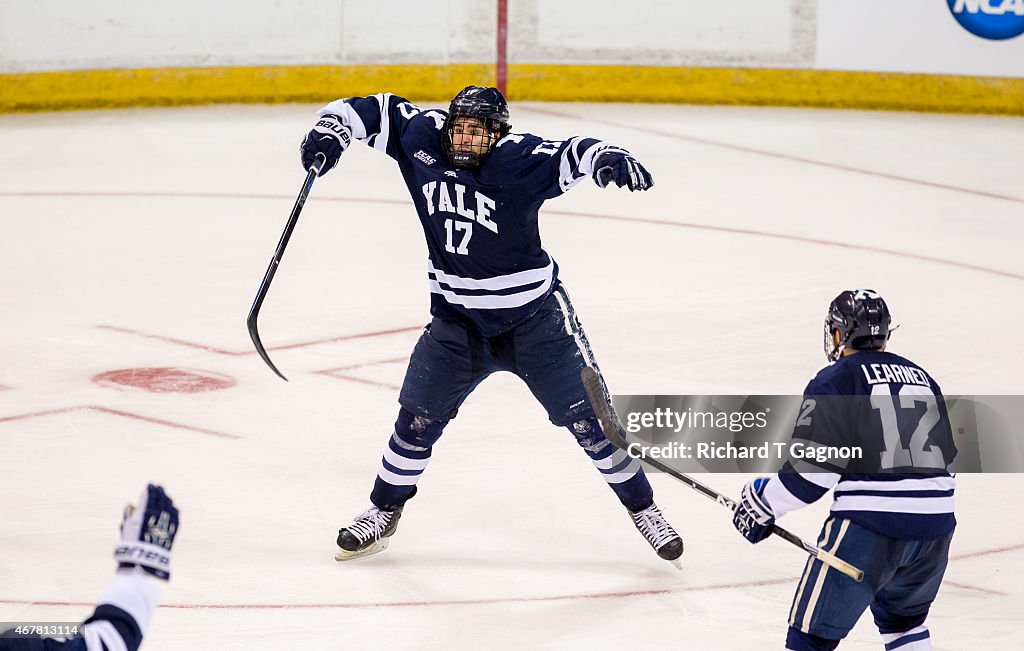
top-left (114, 484), bottom-right (179, 580)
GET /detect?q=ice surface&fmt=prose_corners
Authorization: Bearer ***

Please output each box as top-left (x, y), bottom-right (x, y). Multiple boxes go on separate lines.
top-left (1, 102), bottom-right (1021, 649)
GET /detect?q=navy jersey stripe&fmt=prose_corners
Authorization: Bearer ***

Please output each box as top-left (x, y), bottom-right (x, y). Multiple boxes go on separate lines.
top-left (835, 489), bottom-right (955, 498)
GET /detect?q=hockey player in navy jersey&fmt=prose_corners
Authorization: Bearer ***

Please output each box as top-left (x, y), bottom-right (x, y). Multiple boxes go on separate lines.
top-left (732, 290), bottom-right (956, 651)
top-left (0, 485), bottom-right (179, 651)
top-left (299, 85), bottom-right (683, 564)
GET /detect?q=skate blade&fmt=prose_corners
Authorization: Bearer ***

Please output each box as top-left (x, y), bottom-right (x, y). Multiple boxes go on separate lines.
top-left (334, 538), bottom-right (390, 562)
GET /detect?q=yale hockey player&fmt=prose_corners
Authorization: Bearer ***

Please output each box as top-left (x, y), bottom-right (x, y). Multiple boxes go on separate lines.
top-left (299, 86), bottom-right (683, 565)
top-left (732, 290), bottom-right (957, 651)
top-left (0, 485), bottom-right (179, 651)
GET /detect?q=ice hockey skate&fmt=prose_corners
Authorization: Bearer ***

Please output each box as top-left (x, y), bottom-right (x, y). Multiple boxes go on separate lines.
top-left (630, 503), bottom-right (683, 568)
top-left (335, 504), bottom-right (405, 562)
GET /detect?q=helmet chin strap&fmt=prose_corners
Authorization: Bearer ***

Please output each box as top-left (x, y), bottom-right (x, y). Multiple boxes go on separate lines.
top-left (824, 325), bottom-right (846, 362)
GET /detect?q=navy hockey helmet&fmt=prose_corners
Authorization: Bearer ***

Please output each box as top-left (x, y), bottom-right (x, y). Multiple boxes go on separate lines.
top-left (824, 289), bottom-right (892, 362)
top-left (444, 85), bottom-right (511, 169)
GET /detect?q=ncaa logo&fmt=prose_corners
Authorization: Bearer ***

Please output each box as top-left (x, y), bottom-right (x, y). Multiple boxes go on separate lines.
top-left (947, 0), bottom-right (1024, 40)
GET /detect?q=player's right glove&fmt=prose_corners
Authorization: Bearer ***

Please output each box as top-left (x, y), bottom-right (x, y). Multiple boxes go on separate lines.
top-left (114, 484), bottom-right (179, 580)
top-left (593, 149), bottom-right (654, 191)
top-left (732, 477), bottom-right (774, 544)
top-left (300, 113), bottom-right (352, 176)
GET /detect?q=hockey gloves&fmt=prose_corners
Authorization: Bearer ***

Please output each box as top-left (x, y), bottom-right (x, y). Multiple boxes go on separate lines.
top-left (733, 477), bottom-right (775, 544)
top-left (115, 484), bottom-right (179, 580)
top-left (300, 113), bottom-right (352, 176)
top-left (593, 149), bottom-right (653, 191)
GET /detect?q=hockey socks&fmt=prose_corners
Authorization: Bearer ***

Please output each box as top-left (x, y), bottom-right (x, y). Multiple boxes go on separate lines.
top-left (370, 432), bottom-right (430, 510)
top-left (583, 437), bottom-right (652, 512)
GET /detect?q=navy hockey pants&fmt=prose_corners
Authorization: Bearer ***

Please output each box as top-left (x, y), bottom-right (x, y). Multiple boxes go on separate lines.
top-left (369, 283), bottom-right (653, 512)
top-left (400, 283), bottom-right (602, 426)
top-left (787, 516), bottom-right (952, 649)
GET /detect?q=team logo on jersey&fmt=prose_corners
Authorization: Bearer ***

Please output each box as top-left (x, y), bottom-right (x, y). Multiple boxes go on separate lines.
top-left (414, 150), bottom-right (437, 166)
top-left (947, 0), bottom-right (1024, 40)
top-left (444, 170), bottom-right (458, 177)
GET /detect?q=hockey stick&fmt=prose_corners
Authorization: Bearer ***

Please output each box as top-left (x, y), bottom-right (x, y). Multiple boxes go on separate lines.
top-left (580, 367), bottom-right (864, 582)
top-left (246, 153), bottom-right (326, 381)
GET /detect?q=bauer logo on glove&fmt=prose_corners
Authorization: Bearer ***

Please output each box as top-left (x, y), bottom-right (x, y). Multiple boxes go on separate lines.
top-left (301, 113), bottom-right (352, 175)
top-left (315, 116), bottom-right (352, 146)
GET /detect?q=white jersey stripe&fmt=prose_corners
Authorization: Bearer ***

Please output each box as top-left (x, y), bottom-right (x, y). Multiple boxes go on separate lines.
top-left (763, 477), bottom-right (813, 519)
top-left (371, 93), bottom-right (392, 153)
top-left (835, 476), bottom-right (955, 492)
top-left (427, 280), bottom-right (552, 309)
top-left (832, 494), bottom-right (954, 514)
top-left (317, 101), bottom-right (368, 141)
top-left (559, 139), bottom-right (628, 192)
top-left (795, 470), bottom-right (841, 490)
top-left (428, 277), bottom-right (553, 309)
top-left (557, 137), bottom-right (589, 192)
top-left (82, 620), bottom-right (129, 651)
top-left (428, 258), bottom-right (554, 291)
top-left (775, 472), bottom-right (954, 521)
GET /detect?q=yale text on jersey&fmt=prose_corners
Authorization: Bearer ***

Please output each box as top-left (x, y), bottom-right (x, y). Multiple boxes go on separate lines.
top-left (421, 181), bottom-right (498, 234)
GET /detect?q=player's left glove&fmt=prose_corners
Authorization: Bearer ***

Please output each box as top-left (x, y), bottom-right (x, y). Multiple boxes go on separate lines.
top-left (114, 484), bottom-right (179, 580)
top-left (732, 477), bottom-right (775, 544)
top-left (593, 149), bottom-right (653, 191)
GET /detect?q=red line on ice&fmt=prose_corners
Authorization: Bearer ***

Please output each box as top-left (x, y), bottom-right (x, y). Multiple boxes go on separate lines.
top-left (520, 106), bottom-right (1024, 206)
top-left (941, 581), bottom-right (1007, 597)
top-left (316, 374), bottom-right (402, 391)
top-left (4, 190), bottom-right (1017, 281)
top-left (97, 324), bottom-right (421, 355)
top-left (0, 405), bottom-right (238, 440)
top-left (3, 540), bottom-right (1018, 611)
top-left (315, 356), bottom-right (407, 391)
top-left (0, 576), bottom-right (795, 611)
top-left (549, 210), bottom-right (1024, 281)
top-left (949, 541), bottom-right (1024, 562)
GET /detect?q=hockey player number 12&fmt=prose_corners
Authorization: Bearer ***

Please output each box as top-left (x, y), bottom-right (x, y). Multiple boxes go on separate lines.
top-left (870, 384), bottom-right (946, 470)
top-left (444, 219), bottom-right (473, 255)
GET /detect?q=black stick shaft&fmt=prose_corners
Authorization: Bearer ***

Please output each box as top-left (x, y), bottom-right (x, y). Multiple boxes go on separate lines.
top-left (246, 154), bottom-right (326, 380)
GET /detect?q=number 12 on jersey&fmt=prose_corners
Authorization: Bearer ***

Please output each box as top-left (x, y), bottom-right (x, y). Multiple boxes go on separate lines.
top-left (870, 384), bottom-right (948, 470)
